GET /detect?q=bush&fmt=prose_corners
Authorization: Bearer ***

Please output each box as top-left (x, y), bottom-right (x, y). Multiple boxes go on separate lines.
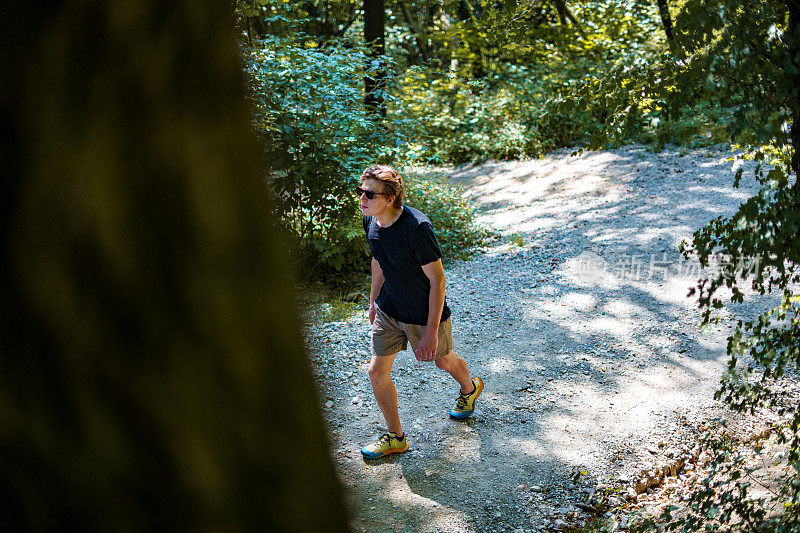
top-left (641, 101), bottom-right (736, 150)
top-left (395, 67), bottom-right (597, 164)
top-left (404, 172), bottom-right (493, 261)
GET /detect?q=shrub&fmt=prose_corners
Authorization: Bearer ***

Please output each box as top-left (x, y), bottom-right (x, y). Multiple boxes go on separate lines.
top-left (403, 172), bottom-right (493, 261)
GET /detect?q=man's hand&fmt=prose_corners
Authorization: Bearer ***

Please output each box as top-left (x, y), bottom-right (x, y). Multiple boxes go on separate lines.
top-left (415, 329), bottom-right (438, 361)
top-left (368, 302), bottom-right (377, 325)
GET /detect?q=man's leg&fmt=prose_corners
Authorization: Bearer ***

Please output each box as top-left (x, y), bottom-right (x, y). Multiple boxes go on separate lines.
top-left (367, 352), bottom-right (403, 436)
top-left (436, 349), bottom-right (484, 419)
top-left (435, 350), bottom-right (474, 394)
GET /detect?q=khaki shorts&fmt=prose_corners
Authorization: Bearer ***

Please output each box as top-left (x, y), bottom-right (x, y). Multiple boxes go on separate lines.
top-left (371, 304), bottom-right (453, 361)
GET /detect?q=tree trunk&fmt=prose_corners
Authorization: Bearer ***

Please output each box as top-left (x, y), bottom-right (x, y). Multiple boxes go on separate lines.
top-left (398, 0), bottom-right (431, 63)
top-left (427, 0), bottom-right (444, 67)
top-left (457, 0), bottom-right (487, 78)
top-left (656, 0), bottom-right (674, 44)
top-left (364, 0), bottom-right (387, 116)
top-left (553, 0), bottom-right (567, 23)
top-left (0, 2), bottom-right (348, 531)
top-left (551, 0), bottom-right (585, 36)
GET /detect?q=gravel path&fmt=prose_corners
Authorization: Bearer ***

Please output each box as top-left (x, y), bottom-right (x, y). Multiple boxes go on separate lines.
top-left (305, 145), bottom-right (776, 532)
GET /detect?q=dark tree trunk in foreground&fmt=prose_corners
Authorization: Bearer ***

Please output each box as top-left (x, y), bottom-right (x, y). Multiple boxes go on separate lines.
top-left (364, 0), bottom-right (387, 116)
top-left (656, 0), bottom-right (674, 44)
top-left (0, 2), bottom-right (348, 531)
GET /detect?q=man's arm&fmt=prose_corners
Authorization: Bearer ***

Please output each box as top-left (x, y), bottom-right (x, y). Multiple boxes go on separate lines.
top-left (368, 257), bottom-right (385, 324)
top-left (416, 259), bottom-right (446, 361)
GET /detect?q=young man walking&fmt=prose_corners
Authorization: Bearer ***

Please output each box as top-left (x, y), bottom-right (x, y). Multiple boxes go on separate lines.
top-left (358, 165), bottom-right (484, 460)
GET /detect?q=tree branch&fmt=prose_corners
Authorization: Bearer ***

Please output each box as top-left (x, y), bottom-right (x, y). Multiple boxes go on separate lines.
top-left (656, 0), bottom-right (675, 44)
top-left (398, 0), bottom-right (431, 61)
top-left (550, 0), bottom-right (585, 37)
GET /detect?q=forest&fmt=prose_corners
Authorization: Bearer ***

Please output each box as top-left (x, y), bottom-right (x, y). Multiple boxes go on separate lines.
top-left (1, 0), bottom-right (798, 532)
top-left (235, 0), bottom-right (800, 530)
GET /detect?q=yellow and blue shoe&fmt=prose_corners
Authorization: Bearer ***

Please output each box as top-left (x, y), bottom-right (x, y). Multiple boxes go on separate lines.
top-left (449, 377), bottom-right (484, 419)
top-left (361, 432), bottom-right (409, 460)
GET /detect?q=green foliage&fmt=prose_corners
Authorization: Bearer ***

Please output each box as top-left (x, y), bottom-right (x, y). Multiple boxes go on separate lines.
top-left (566, 0), bottom-right (796, 153)
top-left (389, 0), bottom-right (670, 163)
top-left (672, 155), bottom-right (800, 531)
top-left (243, 30), bottom-right (417, 275)
top-left (395, 66), bottom-right (596, 163)
top-left (323, 294), bottom-right (362, 322)
top-left (404, 172), bottom-right (493, 260)
top-left (645, 101), bottom-right (734, 150)
top-left (657, 419), bottom-right (795, 532)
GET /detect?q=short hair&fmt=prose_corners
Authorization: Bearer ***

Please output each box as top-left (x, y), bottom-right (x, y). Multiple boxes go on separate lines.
top-left (360, 165), bottom-right (403, 208)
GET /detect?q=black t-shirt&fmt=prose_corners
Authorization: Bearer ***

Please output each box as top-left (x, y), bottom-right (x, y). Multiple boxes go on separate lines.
top-left (363, 205), bottom-right (451, 326)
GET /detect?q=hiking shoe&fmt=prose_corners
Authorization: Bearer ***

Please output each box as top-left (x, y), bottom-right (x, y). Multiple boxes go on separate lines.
top-left (449, 377), bottom-right (484, 419)
top-left (361, 432), bottom-right (409, 460)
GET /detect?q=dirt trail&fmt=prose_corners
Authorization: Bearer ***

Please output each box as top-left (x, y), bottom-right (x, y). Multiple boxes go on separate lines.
top-left (306, 145), bottom-right (774, 532)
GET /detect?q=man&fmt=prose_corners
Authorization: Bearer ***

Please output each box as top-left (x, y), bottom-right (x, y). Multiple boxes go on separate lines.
top-left (358, 165), bottom-right (484, 460)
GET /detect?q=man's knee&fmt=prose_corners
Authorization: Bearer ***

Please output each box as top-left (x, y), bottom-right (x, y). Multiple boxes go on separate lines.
top-left (368, 357), bottom-right (393, 381)
top-left (434, 351), bottom-right (455, 370)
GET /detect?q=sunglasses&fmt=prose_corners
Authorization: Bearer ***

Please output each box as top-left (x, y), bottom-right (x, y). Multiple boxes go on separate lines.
top-left (356, 186), bottom-right (390, 200)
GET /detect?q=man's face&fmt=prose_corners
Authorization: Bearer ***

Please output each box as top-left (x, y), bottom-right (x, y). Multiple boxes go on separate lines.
top-left (360, 178), bottom-right (394, 217)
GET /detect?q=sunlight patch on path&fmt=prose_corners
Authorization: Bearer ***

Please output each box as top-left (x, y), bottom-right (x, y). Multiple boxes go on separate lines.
top-left (441, 430), bottom-right (482, 463)
top-left (388, 483), bottom-right (472, 530)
